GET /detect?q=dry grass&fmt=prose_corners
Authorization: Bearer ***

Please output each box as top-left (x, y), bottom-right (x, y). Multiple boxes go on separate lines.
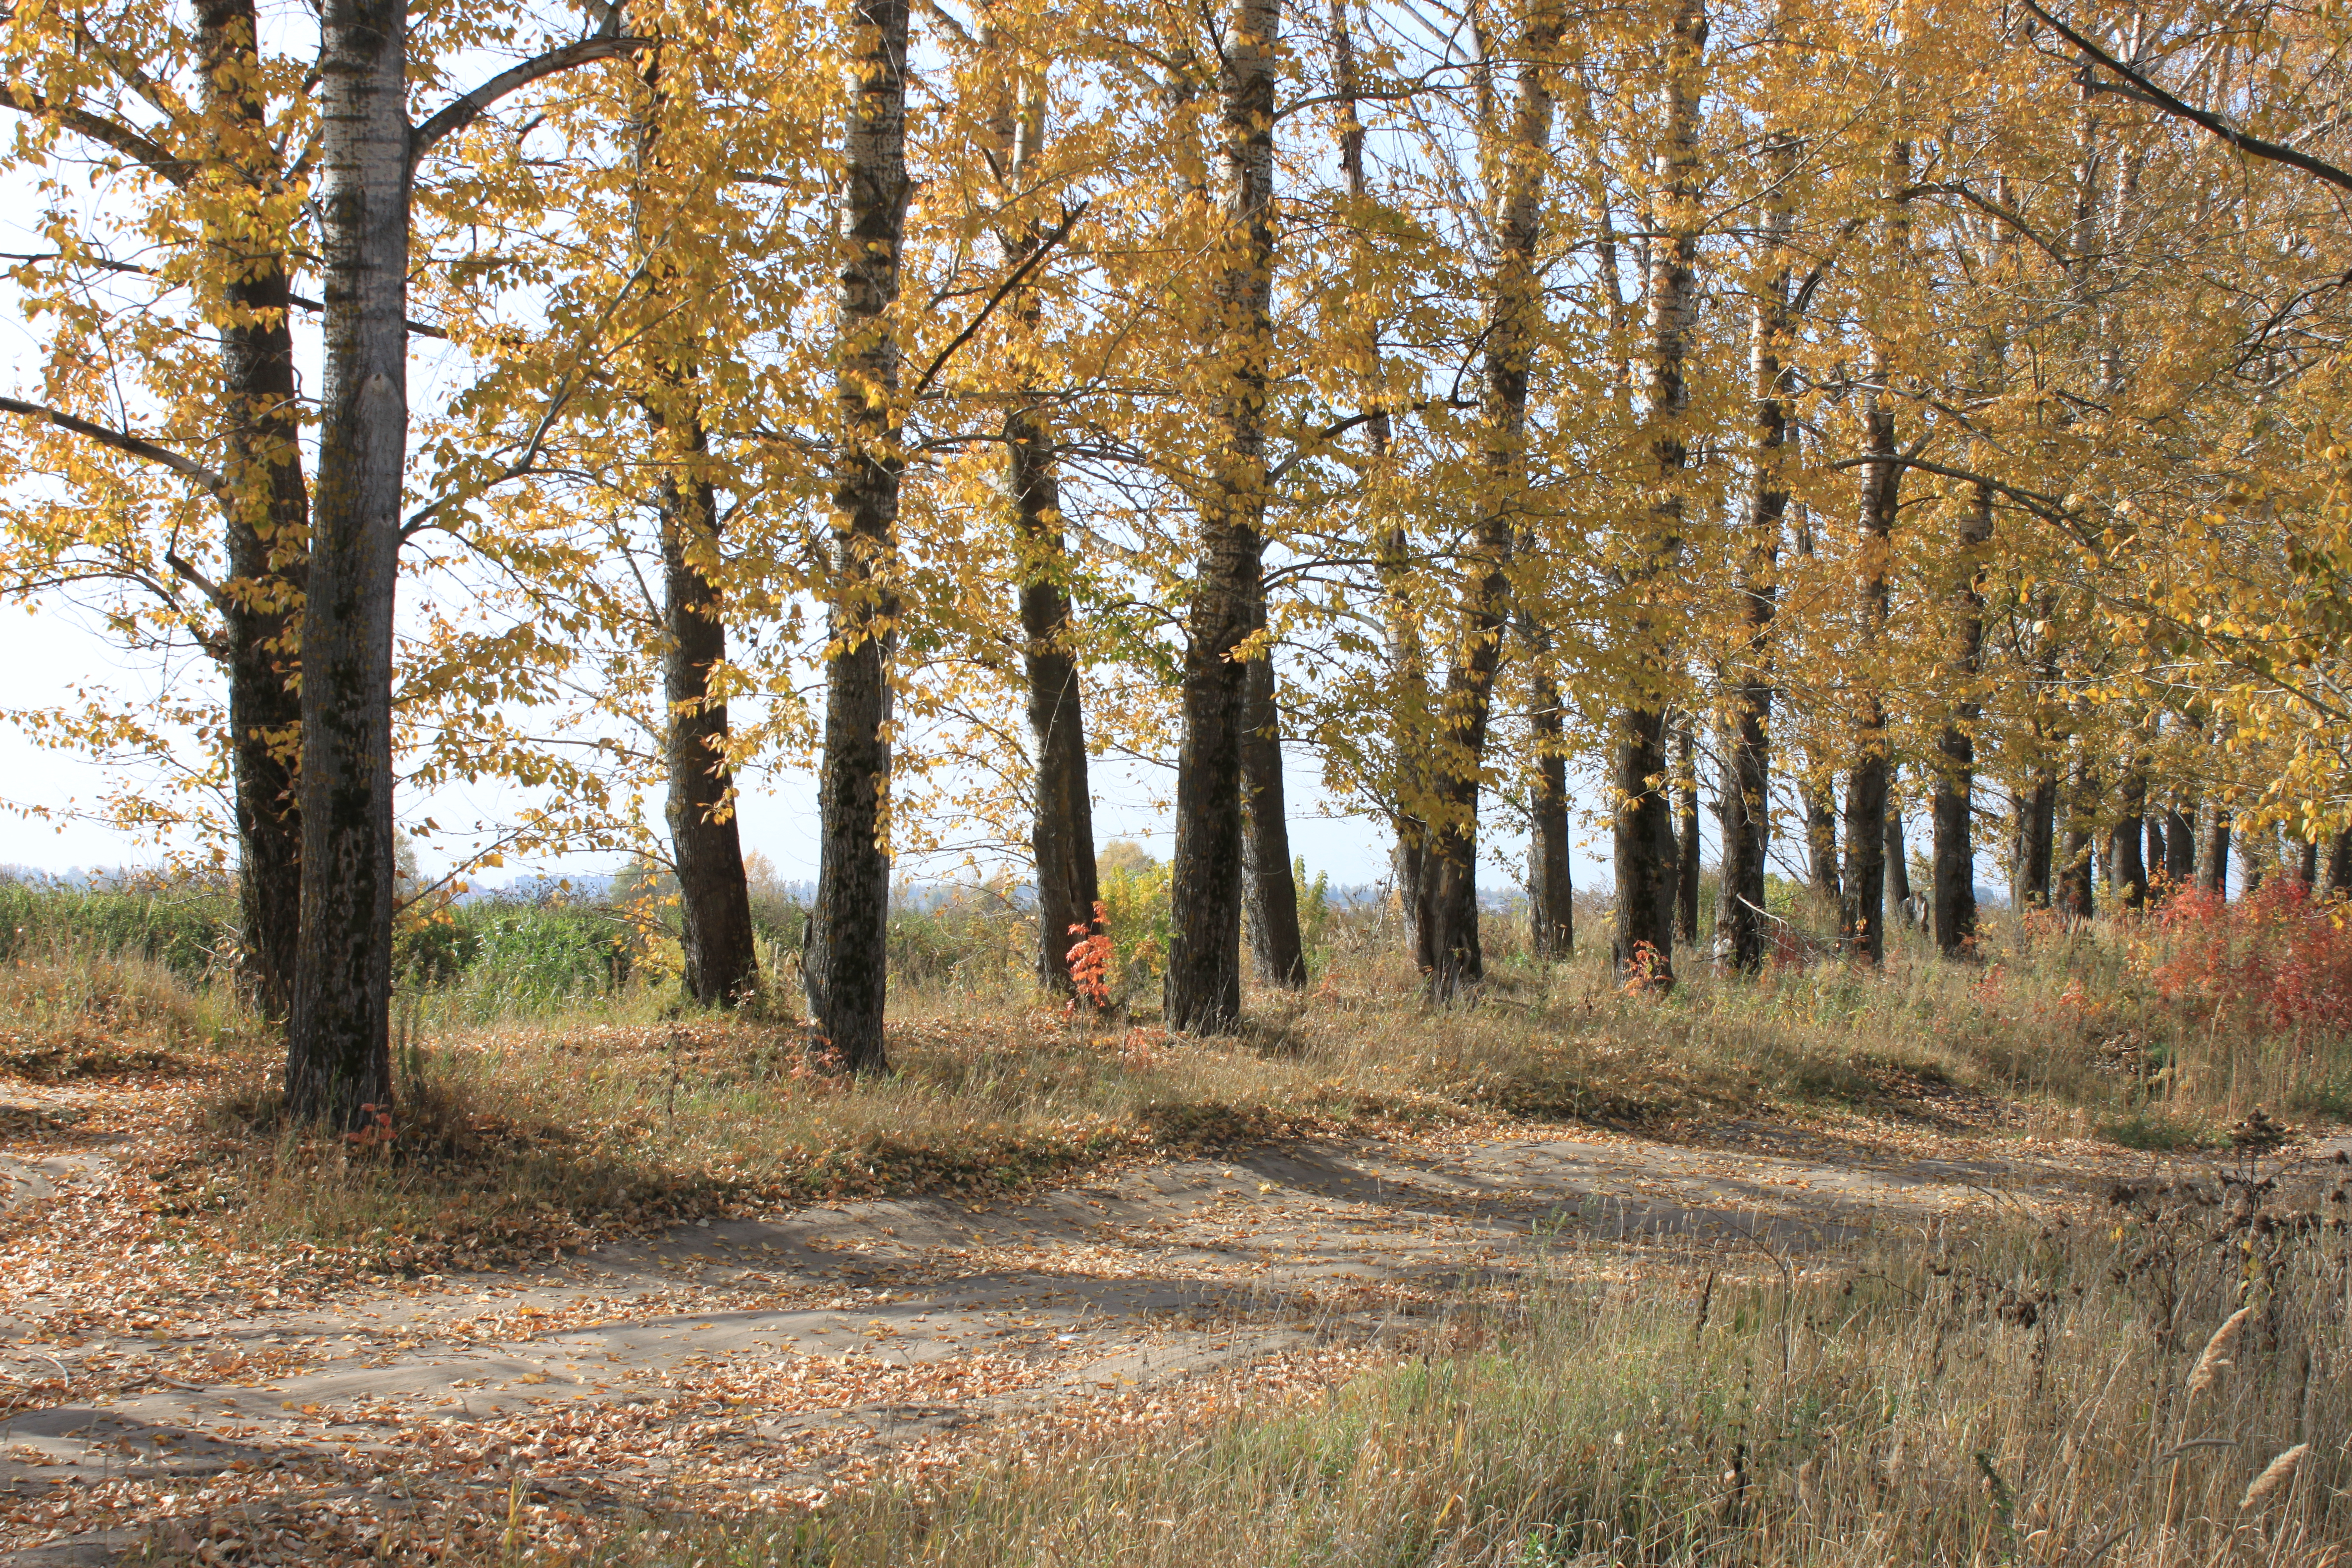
top-left (576, 1178), bottom-right (2352, 1568)
top-left (5, 899), bottom-right (2347, 1280)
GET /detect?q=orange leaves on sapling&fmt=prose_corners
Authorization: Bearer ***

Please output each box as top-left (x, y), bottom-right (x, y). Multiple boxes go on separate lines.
top-left (1066, 900), bottom-right (1112, 1013)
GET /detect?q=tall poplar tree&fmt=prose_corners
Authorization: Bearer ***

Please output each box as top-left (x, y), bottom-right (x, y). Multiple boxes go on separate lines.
top-left (808, 0), bottom-right (912, 1071)
top-left (1166, 0), bottom-right (1279, 1034)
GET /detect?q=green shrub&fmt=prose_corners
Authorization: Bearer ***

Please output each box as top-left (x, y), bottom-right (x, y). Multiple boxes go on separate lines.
top-left (0, 875), bottom-right (238, 978)
top-left (1099, 859), bottom-right (1172, 1005)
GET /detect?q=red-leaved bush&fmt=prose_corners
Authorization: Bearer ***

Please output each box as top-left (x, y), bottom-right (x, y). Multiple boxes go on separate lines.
top-left (1065, 900), bottom-right (1112, 1013)
top-left (2149, 881), bottom-right (2352, 1035)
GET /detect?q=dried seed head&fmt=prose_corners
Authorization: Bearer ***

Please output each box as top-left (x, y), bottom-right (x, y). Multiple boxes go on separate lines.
top-left (2186, 1306), bottom-right (2252, 1396)
top-left (2240, 1444), bottom-right (2310, 1512)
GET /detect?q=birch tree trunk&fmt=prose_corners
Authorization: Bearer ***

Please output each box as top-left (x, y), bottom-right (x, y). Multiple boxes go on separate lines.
top-left (1525, 644), bottom-right (1574, 960)
top-left (1333, 0), bottom-right (1427, 970)
top-left (2323, 828), bottom-right (2352, 897)
top-left (1675, 721), bottom-right (1700, 943)
top-left (2162, 801), bottom-right (2196, 889)
top-left (285, 0), bottom-right (409, 1126)
top-left (1883, 797), bottom-right (1910, 914)
top-left (1166, 0), bottom-right (1278, 1034)
top-left (633, 60), bottom-right (756, 1011)
top-left (810, 0), bottom-right (910, 1070)
top-left (1840, 354), bottom-right (1896, 964)
top-left (1804, 777), bottom-right (1840, 901)
top-left (2057, 761), bottom-right (2097, 919)
top-left (2106, 765), bottom-right (2148, 910)
top-left (200, 0), bottom-right (307, 1023)
top-left (1012, 421), bottom-right (1099, 993)
top-left (1613, 0), bottom-right (1705, 989)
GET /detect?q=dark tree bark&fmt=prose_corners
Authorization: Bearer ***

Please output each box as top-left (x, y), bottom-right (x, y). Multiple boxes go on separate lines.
top-left (1525, 644), bottom-right (1574, 961)
top-left (1804, 777), bottom-right (1841, 902)
top-left (658, 429), bottom-right (758, 1007)
top-left (1713, 119), bottom-right (1790, 975)
top-left (2013, 770), bottom-right (2057, 907)
top-left (2324, 828), bottom-right (2352, 897)
top-left (1930, 483), bottom-right (1995, 954)
top-left (2162, 802), bottom-right (2196, 888)
top-left (1675, 722), bottom-right (1701, 944)
top-left (2056, 762), bottom-right (2097, 920)
top-left (284, 0), bottom-right (413, 1127)
top-left (2196, 802), bottom-right (2230, 896)
top-left (1332, 0), bottom-right (1429, 970)
top-left (809, 0), bottom-right (910, 1071)
top-left (1614, 714), bottom-right (1678, 979)
top-left (1166, 0), bottom-right (1278, 1034)
top-left (1013, 423), bottom-right (1099, 992)
top-left (1425, 0), bottom-right (1558, 1000)
top-left (1842, 760), bottom-right (1888, 958)
top-left (2106, 767), bottom-right (2148, 911)
top-left (1240, 602), bottom-right (1306, 988)
top-left (1840, 355), bottom-right (1899, 964)
top-left (986, 38), bottom-right (1100, 995)
top-left (627, 56), bottom-right (757, 1011)
top-left (1884, 795), bottom-right (1911, 913)
top-left (1614, 0), bottom-right (1705, 989)
top-left (2296, 834), bottom-right (2320, 887)
top-left (278, 7), bottom-right (638, 1122)
top-left (198, 0), bottom-right (307, 1023)
top-left (1841, 128), bottom-right (1912, 965)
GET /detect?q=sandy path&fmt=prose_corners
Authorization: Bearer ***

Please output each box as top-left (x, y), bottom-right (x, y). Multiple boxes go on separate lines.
top-left (5, 1116), bottom-right (2343, 1565)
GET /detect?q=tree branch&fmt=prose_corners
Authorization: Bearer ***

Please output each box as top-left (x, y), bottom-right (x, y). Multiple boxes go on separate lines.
top-left (1265, 397), bottom-right (1476, 484)
top-left (1898, 181), bottom-right (2074, 269)
top-left (908, 200), bottom-right (1090, 400)
top-left (286, 292), bottom-right (448, 340)
top-left (0, 87), bottom-right (194, 185)
top-left (0, 396), bottom-right (227, 493)
top-left (2021, 1), bottom-right (2352, 196)
top-left (409, 33), bottom-right (647, 171)
top-left (160, 548), bottom-right (233, 616)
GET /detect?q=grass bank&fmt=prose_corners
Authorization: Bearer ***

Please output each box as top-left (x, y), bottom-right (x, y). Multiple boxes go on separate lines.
top-left (2, 876), bottom-right (2349, 1280)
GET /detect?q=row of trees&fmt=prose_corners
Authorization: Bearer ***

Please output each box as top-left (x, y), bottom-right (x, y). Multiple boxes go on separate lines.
top-left (5, 0), bottom-right (2351, 1124)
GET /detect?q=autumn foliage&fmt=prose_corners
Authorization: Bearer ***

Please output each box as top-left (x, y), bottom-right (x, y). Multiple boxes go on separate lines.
top-left (2149, 883), bottom-right (2352, 1038)
top-left (1065, 901), bottom-right (1113, 1013)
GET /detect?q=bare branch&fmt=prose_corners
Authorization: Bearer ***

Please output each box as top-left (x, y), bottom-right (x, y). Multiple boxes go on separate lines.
top-left (409, 34), bottom-right (647, 171)
top-left (2021, 2), bottom-right (2352, 196)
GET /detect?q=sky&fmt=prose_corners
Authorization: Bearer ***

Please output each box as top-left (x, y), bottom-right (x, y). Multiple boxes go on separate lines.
top-left (0, 0), bottom-right (1864, 904)
top-left (0, 578), bottom-right (1633, 891)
